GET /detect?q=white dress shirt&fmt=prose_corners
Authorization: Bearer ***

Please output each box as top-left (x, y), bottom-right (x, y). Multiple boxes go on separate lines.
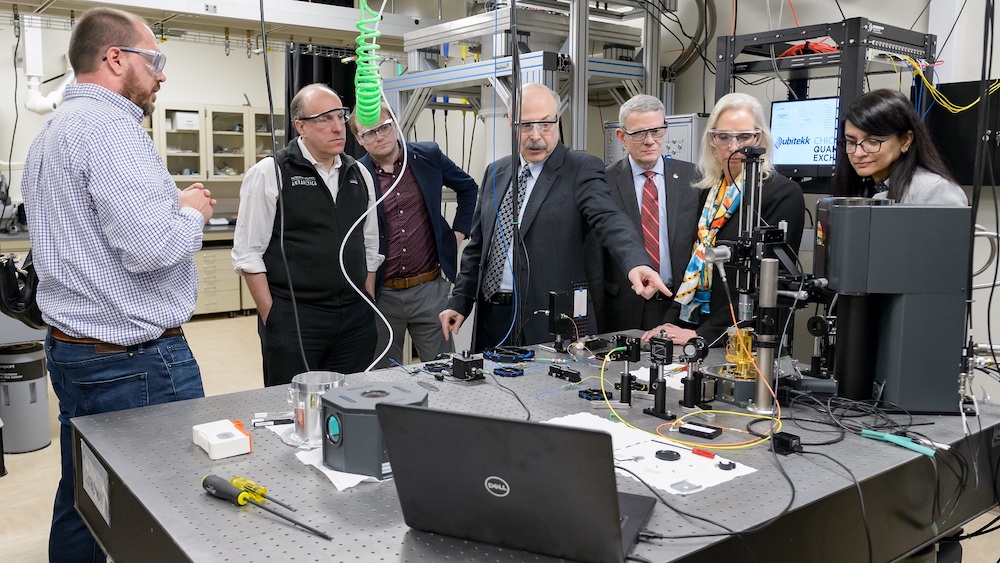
top-left (499, 159), bottom-right (542, 292)
top-left (232, 137), bottom-right (383, 275)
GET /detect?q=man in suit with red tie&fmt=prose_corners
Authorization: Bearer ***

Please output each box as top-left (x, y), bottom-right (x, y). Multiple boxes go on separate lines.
top-left (585, 94), bottom-right (701, 332)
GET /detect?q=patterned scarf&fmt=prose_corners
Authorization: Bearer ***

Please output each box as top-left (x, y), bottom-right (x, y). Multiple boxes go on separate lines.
top-left (674, 177), bottom-right (743, 324)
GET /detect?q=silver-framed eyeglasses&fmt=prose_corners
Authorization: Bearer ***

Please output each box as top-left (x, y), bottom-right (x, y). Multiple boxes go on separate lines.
top-left (358, 119), bottom-right (395, 142)
top-left (109, 46), bottom-right (167, 75)
top-left (840, 137), bottom-right (889, 154)
top-left (515, 120), bottom-right (558, 134)
top-left (709, 129), bottom-right (761, 147)
top-left (621, 126), bottom-right (668, 142)
top-left (298, 107), bottom-right (351, 125)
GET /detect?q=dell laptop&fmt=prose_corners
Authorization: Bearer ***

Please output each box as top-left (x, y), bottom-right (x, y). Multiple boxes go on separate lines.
top-left (376, 402), bottom-right (657, 563)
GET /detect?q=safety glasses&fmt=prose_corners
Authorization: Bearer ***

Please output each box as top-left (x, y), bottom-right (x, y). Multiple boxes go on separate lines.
top-left (114, 46), bottom-right (167, 76)
top-left (357, 119), bottom-right (395, 142)
top-left (514, 120), bottom-right (558, 134)
top-left (709, 129), bottom-right (761, 148)
top-left (298, 108), bottom-right (351, 126)
top-left (621, 126), bottom-right (667, 142)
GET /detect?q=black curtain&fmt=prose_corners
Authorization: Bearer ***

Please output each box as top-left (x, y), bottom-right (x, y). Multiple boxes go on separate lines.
top-left (285, 42), bottom-right (365, 159)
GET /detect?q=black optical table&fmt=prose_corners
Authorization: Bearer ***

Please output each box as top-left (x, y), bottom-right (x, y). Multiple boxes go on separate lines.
top-left (71, 347), bottom-right (1000, 562)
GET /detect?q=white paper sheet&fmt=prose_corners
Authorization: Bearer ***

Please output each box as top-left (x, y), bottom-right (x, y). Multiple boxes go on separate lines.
top-left (263, 423), bottom-right (380, 491)
top-left (544, 412), bottom-right (755, 495)
top-left (294, 447), bottom-right (381, 491)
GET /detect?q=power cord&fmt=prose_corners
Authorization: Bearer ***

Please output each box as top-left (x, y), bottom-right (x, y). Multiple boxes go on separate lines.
top-left (746, 412), bottom-right (846, 447)
top-left (4, 18), bottom-right (21, 232)
top-left (258, 0), bottom-right (309, 373)
top-left (776, 390), bottom-right (980, 539)
top-left (613, 466), bottom-right (757, 562)
top-left (797, 450), bottom-right (873, 563)
top-left (613, 465), bottom-right (737, 537)
top-left (487, 370), bottom-right (530, 421)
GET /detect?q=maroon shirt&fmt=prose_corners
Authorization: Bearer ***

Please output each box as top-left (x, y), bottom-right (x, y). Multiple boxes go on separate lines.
top-left (374, 147), bottom-right (438, 280)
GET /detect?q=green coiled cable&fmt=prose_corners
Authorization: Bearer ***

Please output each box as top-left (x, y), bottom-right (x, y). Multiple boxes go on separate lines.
top-left (354, 0), bottom-right (383, 128)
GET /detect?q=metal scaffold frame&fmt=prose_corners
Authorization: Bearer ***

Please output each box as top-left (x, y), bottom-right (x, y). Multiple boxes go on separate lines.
top-left (382, 2), bottom-right (673, 150)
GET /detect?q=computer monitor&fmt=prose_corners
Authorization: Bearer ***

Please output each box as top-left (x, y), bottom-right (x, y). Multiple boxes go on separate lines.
top-left (769, 97), bottom-right (840, 179)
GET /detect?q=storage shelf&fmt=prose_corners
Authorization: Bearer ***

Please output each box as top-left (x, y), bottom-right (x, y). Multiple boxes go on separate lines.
top-left (153, 105), bottom-right (282, 181)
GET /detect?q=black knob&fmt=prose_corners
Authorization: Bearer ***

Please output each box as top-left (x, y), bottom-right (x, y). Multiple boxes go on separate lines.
top-left (806, 316), bottom-right (831, 337)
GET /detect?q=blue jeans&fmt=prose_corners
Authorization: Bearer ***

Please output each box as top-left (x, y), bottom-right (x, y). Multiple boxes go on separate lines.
top-left (45, 333), bottom-right (204, 563)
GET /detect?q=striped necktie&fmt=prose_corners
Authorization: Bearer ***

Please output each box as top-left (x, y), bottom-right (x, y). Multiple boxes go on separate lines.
top-left (640, 170), bottom-right (660, 273)
top-left (482, 164), bottom-right (530, 298)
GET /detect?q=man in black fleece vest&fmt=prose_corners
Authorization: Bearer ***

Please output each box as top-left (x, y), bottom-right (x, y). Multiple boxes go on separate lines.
top-left (233, 84), bottom-right (383, 386)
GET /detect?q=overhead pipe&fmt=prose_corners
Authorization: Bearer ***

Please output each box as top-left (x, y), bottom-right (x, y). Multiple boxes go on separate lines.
top-left (22, 16), bottom-right (74, 115)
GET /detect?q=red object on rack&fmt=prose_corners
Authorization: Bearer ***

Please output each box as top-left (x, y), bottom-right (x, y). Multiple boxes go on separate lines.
top-left (777, 40), bottom-right (840, 58)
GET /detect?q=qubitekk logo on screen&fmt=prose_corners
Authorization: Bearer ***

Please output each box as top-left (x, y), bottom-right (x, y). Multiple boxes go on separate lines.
top-left (775, 136), bottom-right (810, 148)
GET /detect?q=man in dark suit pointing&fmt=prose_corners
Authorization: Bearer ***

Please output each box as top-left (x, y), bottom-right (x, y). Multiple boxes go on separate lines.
top-left (586, 94), bottom-right (701, 332)
top-left (439, 83), bottom-right (669, 350)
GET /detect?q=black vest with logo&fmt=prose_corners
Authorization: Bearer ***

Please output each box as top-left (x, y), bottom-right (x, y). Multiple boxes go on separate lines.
top-left (263, 140), bottom-right (368, 305)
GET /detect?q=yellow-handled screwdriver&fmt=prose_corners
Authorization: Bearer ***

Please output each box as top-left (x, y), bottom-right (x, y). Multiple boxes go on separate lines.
top-left (231, 476), bottom-right (297, 512)
top-left (201, 475), bottom-right (331, 540)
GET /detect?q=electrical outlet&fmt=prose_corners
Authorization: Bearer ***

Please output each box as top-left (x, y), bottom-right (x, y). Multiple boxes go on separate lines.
top-left (204, 3), bottom-right (218, 14)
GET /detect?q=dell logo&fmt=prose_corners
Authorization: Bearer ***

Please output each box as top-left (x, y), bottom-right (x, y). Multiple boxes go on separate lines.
top-left (484, 476), bottom-right (510, 497)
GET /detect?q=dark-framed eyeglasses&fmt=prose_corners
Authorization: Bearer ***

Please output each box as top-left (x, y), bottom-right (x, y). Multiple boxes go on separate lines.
top-left (298, 107), bottom-right (350, 125)
top-left (709, 129), bottom-right (761, 147)
top-left (621, 126), bottom-right (668, 142)
top-left (514, 120), bottom-right (558, 134)
top-left (104, 46), bottom-right (167, 76)
top-left (840, 137), bottom-right (889, 154)
top-left (357, 119), bottom-right (396, 142)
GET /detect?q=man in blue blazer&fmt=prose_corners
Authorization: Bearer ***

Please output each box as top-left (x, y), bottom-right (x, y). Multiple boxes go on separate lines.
top-left (439, 83), bottom-right (670, 350)
top-left (351, 104), bottom-right (478, 365)
top-left (585, 94), bottom-right (701, 332)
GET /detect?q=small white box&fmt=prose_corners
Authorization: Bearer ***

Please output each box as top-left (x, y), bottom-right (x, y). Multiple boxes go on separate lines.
top-left (173, 111), bottom-right (200, 130)
top-left (193, 419), bottom-right (252, 460)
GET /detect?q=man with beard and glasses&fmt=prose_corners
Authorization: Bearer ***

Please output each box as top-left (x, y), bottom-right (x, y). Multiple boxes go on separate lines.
top-left (20, 7), bottom-right (216, 562)
top-left (439, 83), bottom-right (670, 350)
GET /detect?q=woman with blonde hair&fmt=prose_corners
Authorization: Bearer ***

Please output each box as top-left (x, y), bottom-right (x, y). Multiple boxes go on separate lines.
top-left (644, 92), bottom-right (805, 346)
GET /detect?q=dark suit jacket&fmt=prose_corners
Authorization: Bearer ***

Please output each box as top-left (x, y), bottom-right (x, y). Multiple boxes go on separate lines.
top-left (448, 142), bottom-right (649, 347)
top-left (359, 141), bottom-right (478, 291)
top-left (661, 173), bottom-right (805, 346)
top-left (584, 156), bottom-right (701, 332)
